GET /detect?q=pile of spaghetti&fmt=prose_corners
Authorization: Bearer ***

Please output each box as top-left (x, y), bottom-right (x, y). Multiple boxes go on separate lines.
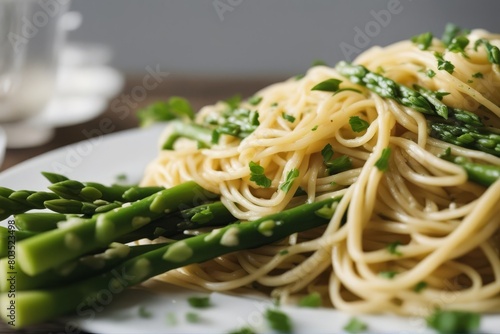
top-left (142, 25), bottom-right (500, 316)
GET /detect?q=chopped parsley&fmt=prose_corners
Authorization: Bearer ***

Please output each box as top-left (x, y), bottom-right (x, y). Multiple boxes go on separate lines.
top-left (224, 94), bottom-right (242, 109)
top-left (441, 23), bottom-right (469, 47)
top-left (447, 35), bottom-right (469, 54)
top-left (265, 309), bottom-right (293, 333)
top-left (426, 69), bottom-right (436, 78)
top-left (321, 143), bottom-right (335, 162)
top-left (474, 38), bottom-right (500, 64)
top-left (411, 32), bottom-right (433, 50)
top-left (137, 97), bottom-right (194, 127)
top-left (249, 161), bottom-right (272, 188)
top-left (414, 281), bottom-right (428, 293)
top-left (187, 296), bottom-right (211, 308)
top-left (379, 270), bottom-right (398, 279)
top-left (349, 116), bottom-right (370, 133)
top-left (375, 148), bottom-right (391, 172)
top-left (186, 312), bottom-right (200, 323)
top-left (282, 113), bottom-right (296, 123)
top-left (326, 155), bottom-right (352, 174)
top-left (228, 327), bottom-right (256, 334)
top-left (279, 249), bottom-right (289, 256)
top-left (435, 52), bottom-right (455, 74)
top-left (472, 72), bottom-right (484, 79)
top-left (138, 306), bottom-right (152, 318)
top-left (280, 168), bottom-right (299, 193)
top-left (311, 78), bottom-right (342, 92)
top-left (386, 241), bottom-right (403, 256)
top-left (270, 102), bottom-right (279, 107)
top-left (247, 96), bottom-right (262, 106)
top-left (298, 292), bottom-right (322, 308)
top-left (311, 125), bottom-right (318, 131)
top-left (426, 309), bottom-right (480, 334)
top-left (343, 317), bottom-right (368, 333)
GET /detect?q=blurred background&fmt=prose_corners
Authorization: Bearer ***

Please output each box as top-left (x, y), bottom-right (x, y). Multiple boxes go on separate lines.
top-left (2, 0), bottom-right (500, 170)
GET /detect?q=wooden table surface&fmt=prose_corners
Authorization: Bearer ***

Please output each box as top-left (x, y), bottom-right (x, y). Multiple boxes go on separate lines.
top-left (0, 76), bottom-right (278, 333)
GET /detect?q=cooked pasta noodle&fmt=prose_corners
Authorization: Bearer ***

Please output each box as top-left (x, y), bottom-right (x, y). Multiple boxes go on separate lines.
top-left (141, 28), bottom-right (500, 315)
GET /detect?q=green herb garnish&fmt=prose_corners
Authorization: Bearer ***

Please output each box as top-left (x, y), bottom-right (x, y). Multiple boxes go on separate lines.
top-left (188, 296), bottom-right (211, 308)
top-left (472, 72), bottom-right (483, 79)
top-left (426, 309), bottom-right (480, 334)
top-left (435, 52), bottom-right (455, 74)
top-left (265, 309), bottom-right (293, 333)
top-left (441, 23), bottom-right (469, 47)
top-left (280, 168), bottom-right (299, 193)
top-left (225, 94), bottom-right (242, 109)
top-left (282, 113), bottom-right (296, 123)
top-left (349, 116), bottom-right (370, 133)
top-left (474, 38), bottom-right (500, 64)
top-left (375, 148), bottom-right (391, 172)
top-left (279, 249), bottom-right (289, 256)
top-left (447, 35), bottom-right (469, 54)
top-left (321, 143), bottom-right (335, 162)
top-left (137, 97), bottom-right (194, 127)
top-left (326, 155), bottom-right (352, 174)
top-left (247, 96), bottom-right (262, 106)
top-left (249, 161), bottom-right (272, 188)
top-left (298, 292), bottom-right (322, 308)
top-left (343, 317), bottom-right (368, 333)
top-left (426, 69), bottom-right (436, 78)
top-left (186, 312), bottom-right (200, 323)
top-left (379, 270), bottom-right (397, 279)
top-left (311, 78), bottom-right (342, 92)
top-left (411, 32), bottom-right (433, 50)
top-left (414, 281), bottom-right (428, 293)
top-left (311, 125), bottom-right (318, 131)
top-left (386, 241), bottom-right (402, 256)
top-left (138, 306), bottom-right (152, 318)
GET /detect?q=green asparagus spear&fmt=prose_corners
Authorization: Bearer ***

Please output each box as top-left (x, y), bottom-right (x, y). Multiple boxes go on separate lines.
top-left (440, 148), bottom-right (500, 186)
top-left (41, 171), bottom-right (69, 184)
top-left (16, 181), bottom-right (214, 276)
top-left (161, 120), bottom-right (213, 150)
top-left (335, 61), bottom-right (484, 127)
top-left (0, 227), bottom-right (37, 258)
top-left (430, 122), bottom-right (500, 157)
top-left (1, 197), bottom-right (340, 328)
top-left (0, 189), bottom-right (59, 219)
top-left (0, 242), bottom-right (167, 292)
top-left (14, 213), bottom-right (68, 232)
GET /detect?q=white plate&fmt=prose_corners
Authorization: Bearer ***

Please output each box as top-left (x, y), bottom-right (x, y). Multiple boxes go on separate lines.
top-left (1, 127), bottom-right (499, 334)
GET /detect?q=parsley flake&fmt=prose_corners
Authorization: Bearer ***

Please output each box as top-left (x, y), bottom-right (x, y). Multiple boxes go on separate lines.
top-left (472, 72), bottom-right (483, 79)
top-left (379, 270), bottom-right (398, 279)
top-left (311, 125), bottom-right (318, 131)
top-left (187, 296), bottom-right (211, 308)
top-left (321, 143), bottom-right (335, 162)
top-left (282, 113), bottom-right (296, 123)
top-left (441, 23), bottom-right (469, 47)
top-left (249, 161), bottom-right (272, 188)
top-left (138, 306), bottom-right (152, 318)
top-left (426, 69), bottom-right (436, 78)
top-left (435, 52), bottom-right (455, 74)
top-left (426, 309), bottom-right (480, 334)
top-left (414, 281), bottom-right (428, 293)
top-left (224, 94), bottom-right (242, 109)
top-left (411, 32), bottom-right (433, 50)
top-left (349, 116), bottom-right (370, 132)
top-left (247, 96), bottom-right (262, 106)
top-left (280, 168), bottom-right (299, 193)
top-left (326, 155), bottom-right (352, 174)
top-left (265, 309), bottom-right (293, 333)
top-left (474, 38), bottom-right (500, 64)
top-left (137, 97), bottom-right (195, 127)
top-left (447, 35), bottom-right (469, 54)
top-left (343, 317), bottom-right (368, 334)
top-left (375, 148), bottom-right (391, 172)
top-left (311, 78), bottom-right (342, 92)
top-left (386, 241), bottom-right (403, 256)
top-left (298, 292), bottom-right (322, 308)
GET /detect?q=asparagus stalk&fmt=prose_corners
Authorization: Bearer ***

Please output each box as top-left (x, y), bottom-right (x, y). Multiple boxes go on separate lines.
top-left (14, 213), bottom-right (68, 232)
top-left (0, 189), bottom-right (59, 220)
top-left (0, 197), bottom-right (340, 328)
top-left (334, 61), bottom-right (500, 156)
top-left (430, 122), bottom-right (500, 157)
top-left (0, 227), bottom-right (37, 258)
top-left (161, 120), bottom-right (213, 150)
top-left (49, 180), bottom-right (164, 203)
top-left (0, 242), bottom-right (167, 292)
top-left (440, 148), bottom-right (500, 186)
top-left (16, 181), bottom-right (214, 276)
top-left (335, 61), bottom-right (484, 127)
top-left (41, 172), bottom-right (69, 184)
